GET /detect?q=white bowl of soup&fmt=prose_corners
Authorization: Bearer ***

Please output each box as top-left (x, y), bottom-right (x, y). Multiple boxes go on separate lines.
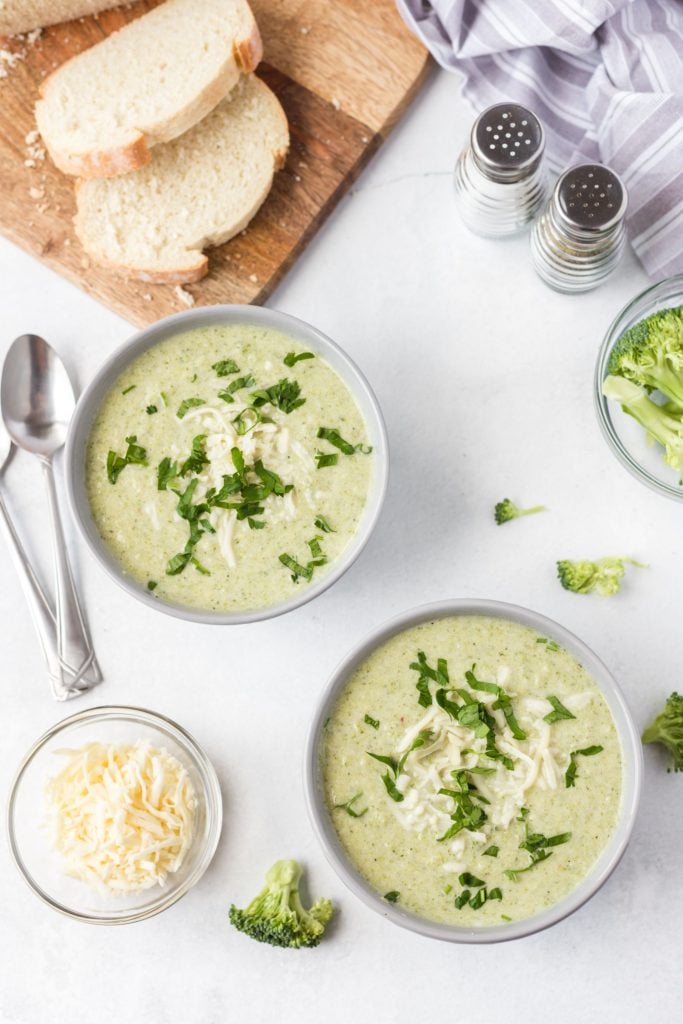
top-left (66, 306), bottom-right (388, 624)
top-left (305, 600), bottom-right (641, 943)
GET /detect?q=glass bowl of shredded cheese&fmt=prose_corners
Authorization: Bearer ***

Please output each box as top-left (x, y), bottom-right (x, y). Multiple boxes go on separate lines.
top-left (7, 706), bottom-right (222, 923)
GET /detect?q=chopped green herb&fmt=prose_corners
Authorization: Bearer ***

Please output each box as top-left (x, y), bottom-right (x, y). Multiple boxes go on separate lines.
top-left (469, 888), bottom-right (488, 910)
top-left (384, 891), bottom-right (400, 903)
top-left (107, 435), bottom-right (148, 484)
top-left (121, 384), bottom-right (136, 395)
top-left (364, 714), bottom-right (380, 729)
top-left (501, 914), bottom-right (512, 922)
top-left (250, 378), bottom-right (305, 414)
top-left (454, 890), bottom-right (471, 909)
top-left (505, 826), bottom-right (572, 880)
top-left (278, 553), bottom-right (313, 583)
top-left (488, 888), bottom-right (503, 901)
top-left (211, 358), bottom-right (240, 376)
top-left (146, 404), bottom-right (158, 415)
top-left (147, 580), bottom-right (158, 591)
top-left (381, 772), bottom-right (404, 802)
top-left (307, 535), bottom-right (326, 562)
top-left (565, 745), bottom-right (604, 787)
top-left (190, 556), bottom-right (210, 576)
top-left (483, 845), bottom-right (499, 858)
top-left (157, 457), bottom-right (179, 491)
top-left (459, 872), bottom-right (485, 888)
top-left (315, 452), bottom-right (339, 469)
top-left (190, 373), bottom-right (198, 383)
top-left (544, 696), bottom-right (576, 723)
top-left (443, 884), bottom-right (453, 895)
top-left (218, 375), bottom-right (256, 403)
top-left (536, 637), bottom-right (561, 652)
top-left (397, 729), bottom-right (432, 774)
top-left (317, 427), bottom-right (372, 456)
top-left (284, 351), bottom-right (315, 367)
top-left (333, 792), bottom-right (368, 818)
top-left (314, 514), bottom-right (335, 533)
top-left (176, 397), bottom-right (205, 419)
top-left (367, 751), bottom-right (399, 775)
top-left (232, 407), bottom-right (273, 435)
top-left (160, 391), bottom-right (169, 407)
top-left (180, 434), bottom-right (209, 476)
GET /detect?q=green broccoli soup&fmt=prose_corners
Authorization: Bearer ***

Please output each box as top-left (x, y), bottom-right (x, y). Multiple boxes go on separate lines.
top-left (86, 324), bottom-right (373, 612)
top-left (321, 615), bottom-right (623, 926)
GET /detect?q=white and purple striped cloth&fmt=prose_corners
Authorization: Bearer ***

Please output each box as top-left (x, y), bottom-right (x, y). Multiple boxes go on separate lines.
top-left (397, 0), bottom-right (683, 278)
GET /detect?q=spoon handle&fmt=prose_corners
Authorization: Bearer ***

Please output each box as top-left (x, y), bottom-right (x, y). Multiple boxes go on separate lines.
top-left (41, 458), bottom-right (102, 696)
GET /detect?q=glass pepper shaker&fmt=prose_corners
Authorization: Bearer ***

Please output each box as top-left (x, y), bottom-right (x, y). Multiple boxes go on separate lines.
top-left (454, 102), bottom-right (548, 238)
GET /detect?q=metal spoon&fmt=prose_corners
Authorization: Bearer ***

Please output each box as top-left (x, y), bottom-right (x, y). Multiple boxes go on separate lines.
top-left (1, 335), bottom-right (101, 698)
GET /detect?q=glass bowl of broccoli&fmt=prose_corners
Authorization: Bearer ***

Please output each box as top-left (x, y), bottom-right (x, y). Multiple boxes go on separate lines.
top-left (595, 274), bottom-right (683, 501)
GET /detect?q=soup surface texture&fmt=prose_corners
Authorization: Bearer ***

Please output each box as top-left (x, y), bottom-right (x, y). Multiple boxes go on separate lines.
top-left (86, 324), bottom-right (373, 612)
top-left (322, 615), bottom-right (623, 926)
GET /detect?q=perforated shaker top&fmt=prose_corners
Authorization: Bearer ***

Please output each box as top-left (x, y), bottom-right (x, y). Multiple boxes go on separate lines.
top-left (556, 164), bottom-right (628, 231)
top-left (472, 103), bottom-right (544, 179)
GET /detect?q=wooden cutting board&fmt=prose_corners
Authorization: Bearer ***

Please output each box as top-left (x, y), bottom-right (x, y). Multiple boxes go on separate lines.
top-left (0, 0), bottom-right (429, 326)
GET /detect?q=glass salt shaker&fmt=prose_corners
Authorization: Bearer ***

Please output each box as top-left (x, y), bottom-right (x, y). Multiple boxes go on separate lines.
top-left (454, 102), bottom-right (548, 238)
top-left (531, 163), bottom-right (628, 293)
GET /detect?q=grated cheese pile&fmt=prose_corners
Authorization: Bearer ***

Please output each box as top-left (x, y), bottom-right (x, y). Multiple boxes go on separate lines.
top-left (389, 671), bottom-right (593, 874)
top-left (45, 740), bottom-right (197, 892)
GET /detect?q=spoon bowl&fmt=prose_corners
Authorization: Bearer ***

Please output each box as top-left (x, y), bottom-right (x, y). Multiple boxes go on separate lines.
top-left (1, 334), bottom-right (75, 458)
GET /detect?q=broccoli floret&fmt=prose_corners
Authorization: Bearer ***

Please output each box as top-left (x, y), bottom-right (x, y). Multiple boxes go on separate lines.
top-left (494, 498), bottom-right (546, 525)
top-left (557, 557), bottom-right (646, 596)
top-left (607, 305), bottom-right (683, 406)
top-left (602, 374), bottom-right (683, 472)
top-left (229, 859), bottom-right (333, 948)
top-left (642, 692), bottom-right (683, 772)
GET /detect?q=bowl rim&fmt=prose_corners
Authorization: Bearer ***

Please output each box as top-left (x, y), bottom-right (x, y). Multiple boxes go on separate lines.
top-left (594, 273), bottom-right (683, 502)
top-left (6, 704), bottom-right (223, 925)
top-left (304, 598), bottom-right (642, 944)
top-left (64, 304), bottom-right (389, 624)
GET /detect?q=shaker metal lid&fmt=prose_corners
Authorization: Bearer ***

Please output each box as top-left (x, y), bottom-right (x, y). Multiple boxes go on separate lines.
top-left (471, 103), bottom-right (544, 180)
top-left (555, 164), bottom-right (628, 231)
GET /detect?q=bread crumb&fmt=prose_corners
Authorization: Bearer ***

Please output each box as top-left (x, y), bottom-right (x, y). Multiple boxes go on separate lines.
top-left (24, 158), bottom-right (35, 168)
top-left (331, 97), bottom-right (341, 111)
top-left (25, 28), bottom-right (42, 45)
top-left (28, 186), bottom-right (44, 199)
top-left (362, 136), bottom-right (369, 144)
top-left (249, 274), bottom-right (258, 283)
top-left (294, 175), bottom-right (301, 182)
top-left (300, 25), bottom-right (310, 34)
top-left (25, 129), bottom-right (39, 145)
top-left (142, 293), bottom-right (153, 302)
top-left (174, 285), bottom-right (194, 307)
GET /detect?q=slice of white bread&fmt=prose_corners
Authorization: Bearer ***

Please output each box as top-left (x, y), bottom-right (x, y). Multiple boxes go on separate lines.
top-left (35, 0), bottom-right (261, 178)
top-left (0, 1), bottom-right (122, 36)
top-left (75, 75), bottom-right (288, 283)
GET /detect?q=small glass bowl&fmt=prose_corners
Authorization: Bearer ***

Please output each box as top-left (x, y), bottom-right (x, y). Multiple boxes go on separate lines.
top-left (7, 706), bottom-right (222, 924)
top-left (595, 274), bottom-right (683, 501)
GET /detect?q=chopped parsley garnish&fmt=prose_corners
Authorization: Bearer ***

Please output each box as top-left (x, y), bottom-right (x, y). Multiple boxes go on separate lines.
top-left (218, 375), bottom-right (256, 403)
top-left (316, 427), bottom-right (372, 456)
top-left (146, 404), bottom-right (158, 415)
top-left (176, 397), bottom-right (205, 419)
top-left (121, 384), bottom-right (136, 395)
top-left (380, 772), bottom-right (404, 802)
top-left (465, 665), bottom-right (527, 740)
top-left (483, 845), bottom-right (499, 857)
top-left (211, 358), bottom-right (240, 376)
top-left (180, 434), bottom-right (209, 476)
top-left (544, 696), bottom-right (576, 723)
top-left (279, 534), bottom-right (327, 583)
top-left (469, 888), bottom-right (487, 910)
top-left (384, 891), bottom-right (400, 903)
top-left (565, 745), bottom-right (604, 788)
top-left (249, 378), bottom-right (305, 414)
top-left (106, 435), bottom-right (148, 483)
top-left (505, 822), bottom-right (572, 881)
top-left (488, 888), bottom-right (503, 901)
top-left (315, 452), bottom-right (338, 469)
top-left (333, 792), bottom-right (368, 818)
top-left (536, 637), bottom-right (561, 652)
top-left (157, 457), bottom-right (179, 491)
top-left (284, 351), bottom-right (315, 367)
top-left (459, 872), bottom-right (485, 888)
top-left (314, 514), bottom-right (335, 533)
top-left (147, 580), bottom-right (158, 591)
top-left (454, 890), bottom-right (471, 909)
top-left (364, 714), bottom-right (380, 729)
top-left (232, 407), bottom-right (273, 435)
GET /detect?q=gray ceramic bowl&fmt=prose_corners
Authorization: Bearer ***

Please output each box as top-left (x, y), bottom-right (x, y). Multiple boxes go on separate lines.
top-left (305, 599), bottom-right (642, 944)
top-left (65, 305), bottom-right (388, 624)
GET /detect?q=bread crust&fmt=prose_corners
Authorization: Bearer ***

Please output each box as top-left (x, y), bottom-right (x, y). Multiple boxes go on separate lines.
top-left (36, 1), bottom-right (261, 179)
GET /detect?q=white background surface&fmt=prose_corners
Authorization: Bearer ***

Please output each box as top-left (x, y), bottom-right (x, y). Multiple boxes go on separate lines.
top-left (1, 68), bottom-right (681, 1024)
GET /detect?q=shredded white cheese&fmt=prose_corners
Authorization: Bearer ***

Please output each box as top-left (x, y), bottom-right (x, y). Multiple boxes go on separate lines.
top-left (45, 741), bottom-right (197, 893)
top-left (389, 688), bottom-right (593, 871)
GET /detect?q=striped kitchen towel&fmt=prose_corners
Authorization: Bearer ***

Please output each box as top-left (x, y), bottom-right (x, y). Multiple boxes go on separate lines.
top-left (397, 0), bottom-right (683, 279)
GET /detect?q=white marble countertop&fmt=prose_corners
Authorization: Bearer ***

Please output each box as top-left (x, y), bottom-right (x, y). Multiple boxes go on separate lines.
top-left (1, 69), bottom-right (681, 1024)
